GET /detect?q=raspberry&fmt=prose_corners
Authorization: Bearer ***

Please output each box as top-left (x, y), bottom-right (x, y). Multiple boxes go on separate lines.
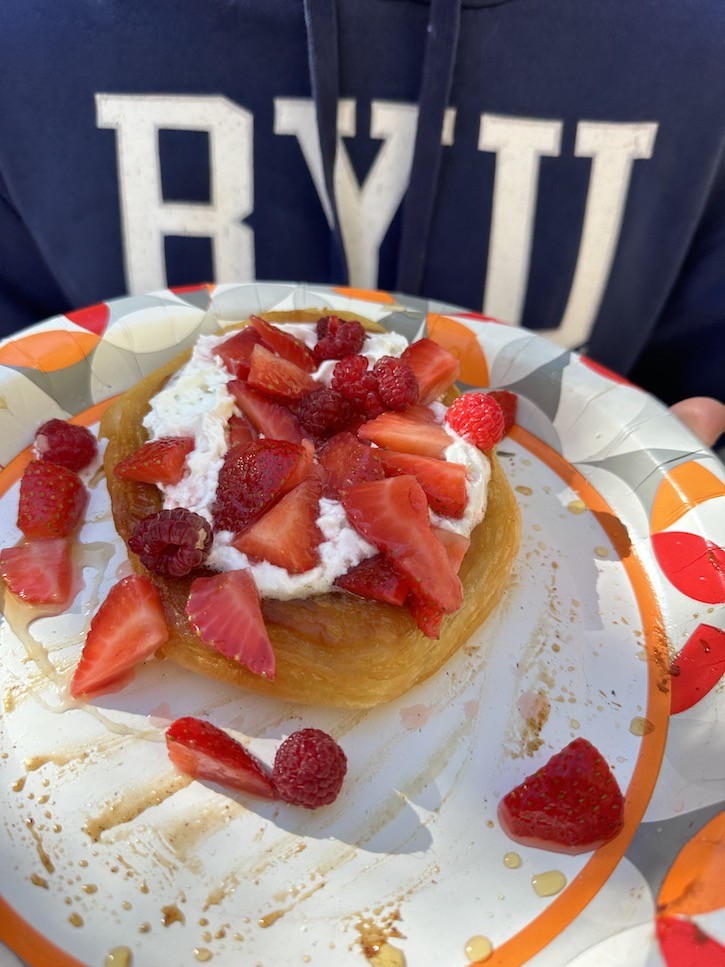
top-left (296, 387), bottom-right (351, 437)
top-left (373, 356), bottom-right (419, 411)
top-left (129, 508), bottom-right (212, 577)
top-left (488, 390), bottom-right (518, 436)
top-left (445, 392), bottom-right (505, 451)
top-left (314, 316), bottom-right (366, 361)
top-left (272, 728), bottom-right (347, 808)
top-left (34, 419), bottom-right (97, 472)
top-left (330, 355), bottom-right (384, 418)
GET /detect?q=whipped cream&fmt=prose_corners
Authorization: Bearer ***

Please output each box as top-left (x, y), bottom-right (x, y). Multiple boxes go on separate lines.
top-left (143, 320), bottom-right (490, 599)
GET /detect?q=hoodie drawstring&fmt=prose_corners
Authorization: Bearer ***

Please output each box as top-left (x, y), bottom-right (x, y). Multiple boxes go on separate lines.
top-left (303, 0), bottom-right (462, 295)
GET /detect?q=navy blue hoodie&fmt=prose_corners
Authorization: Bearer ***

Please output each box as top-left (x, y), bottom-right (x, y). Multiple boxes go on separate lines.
top-left (0, 0), bottom-right (723, 403)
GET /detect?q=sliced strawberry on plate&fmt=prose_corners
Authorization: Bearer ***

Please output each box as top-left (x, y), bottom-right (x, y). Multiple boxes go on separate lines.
top-left (0, 538), bottom-right (73, 605)
top-left (334, 553), bottom-right (410, 606)
top-left (358, 406), bottom-right (452, 458)
top-left (166, 716), bottom-right (277, 799)
top-left (227, 413), bottom-right (258, 449)
top-left (401, 338), bottom-right (460, 404)
top-left (186, 568), bottom-right (275, 677)
top-left (249, 315), bottom-right (317, 373)
top-left (17, 460), bottom-right (87, 539)
top-left (408, 528), bottom-right (470, 637)
top-left (212, 439), bottom-right (310, 532)
top-left (488, 389), bottom-right (518, 436)
top-left (214, 326), bottom-right (263, 379)
top-left (70, 574), bottom-right (169, 698)
top-left (247, 345), bottom-right (316, 401)
top-left (113, 436), bottom-right (195, 485)
top-left (317, 431), bottom-right (385, 498)
top-left (342, 476), bottom-right (462, 613)
top-left (234, 468), bottom-right (323, 573)
top-left (376, 449), bottom-right (468, 519)
top-left (497, 737), bottom-right (625, 854)
top-left (230, 381), bottom-right (306, 444)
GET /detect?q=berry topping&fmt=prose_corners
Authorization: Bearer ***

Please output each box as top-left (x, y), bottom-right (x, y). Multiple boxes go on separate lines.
top-left (129, 508), bottom-right (212, 577)
top-left (17, 460), bottom-right (87, 539)
top-left (376, 449), bottom-right (468, 519)
top-left (213, 326), bottom-right (263, 379)
top-left (272, 728), bottom-right (347, 808)
top-left (70, 575), bottom-right (168, 698)
top-left (334, 553), bottom-right (410, 606)
top-left (186, 568), bottom-right (276, 678)
top-left (113, 436), bottom-right (194, 485)
top-left (498, 737), bottom-right (625, 855)
top-left (34, 419), bottom-right (97, 472)
top-left (317, 431), bottom-right (385, 498)
top-left (445, 392), bottom-right (505, 451)
top-left (331, 355), bottom-right (384, 418)
top-left (234, 469), bottom-right (323, 573)
top-left (212, 439), bottom-right (311, 532)
top-left (488, 389), bottom-right (518, 436)
top-left (358, 406), bottom-right (452, 459)
top-left (0, 538), bottom-right (73, 605)
top-left (314, 316), bottom-right (366, 361)
top-left (166, 717), bottom-right (278, 799)
top-left (372, 356), bottom-right (419, 411)
top-left (230, 381), bottom-right (307, 445)
top-left (342, 475), bottom-right (462, 614)
top-left (400, 338), bottom-right (460, 405)
top-left (227, 413), bottom-right (258, 449)
top-left (247, 344), bottom-right (316, 401)
top-left (296, 387), bottom-right (351, 437)
top-left (407, 528), bottom-right (470, 638)
top-left (249, 315), bottom-right (317, 372)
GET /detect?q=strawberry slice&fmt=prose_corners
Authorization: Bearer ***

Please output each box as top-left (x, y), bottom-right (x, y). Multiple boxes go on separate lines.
top-left (113, 436), bottom-right (194, 485)
top-left (317, 431), bottom-right (385, 498)
top-left (17, 460), bottom-right (87, 539)
top-left (229, 381), bottom-right (306, 444)
top-left (0, 538), bottom-right (73, 605)
top-left (212, 439), bottom-right (310, 532)
top-left (70, 575), bottom-right (169, 698)
top-left (186, 569), bottom-right (275, 678)
top-left (214, 327), bottom-right (263, 379)
top-left (358, 406), bottom-right (452, 458)
top-left (498, 737), bottom-right (625, 854)
top-left (227, 413), bottom-right (258, 449)
top-left (166, 716), bottom-right (277, 799)
top-left (233, 469), bottom-right (323, 573)
top-left (376, 449), bottom-right (468, 518)
top-left (247, 345), bottom-right (316, 401)
top-left (249, 315), bottom-right (317, 373)
top-left (334, 553), bottom-right (410, 606)
top-left (408, 528), bottom-right (470, 637)
top-left (401, 338), bottom-right (460, 404)
top-left (342, 476), bottom-right (462, 613)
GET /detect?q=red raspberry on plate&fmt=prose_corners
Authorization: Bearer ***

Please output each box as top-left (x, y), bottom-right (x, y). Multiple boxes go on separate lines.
top-left (330, 354), bottom-right (383, 418)
top-left (34, 419), bottom-right (97, 472)
top-left (488, 389), bottom-right (518, 436)
top-left (314, 316), bottom-right (366, 361)
top-left (296, 387), bottom-right (351, 437)
top-left (373, 356), bottom-right (419, 411)
top-left (129, 507), bottom-right (212, 577)
top-left (445, 392), bottom-right (505, 450)
top-left (272, 728), bottom-right (347, 808)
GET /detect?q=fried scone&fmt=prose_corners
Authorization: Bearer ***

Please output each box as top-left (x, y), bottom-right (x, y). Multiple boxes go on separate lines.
top-left (100, 310), bottom-right (521, 708)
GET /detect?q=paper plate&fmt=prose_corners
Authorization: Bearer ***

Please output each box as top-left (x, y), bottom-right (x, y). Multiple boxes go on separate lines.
top-left (0, 283), bottom-right (723, 967)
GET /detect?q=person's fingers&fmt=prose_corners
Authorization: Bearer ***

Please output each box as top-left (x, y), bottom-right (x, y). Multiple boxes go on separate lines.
top-left (669, 397), bottom-right (725, 448)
